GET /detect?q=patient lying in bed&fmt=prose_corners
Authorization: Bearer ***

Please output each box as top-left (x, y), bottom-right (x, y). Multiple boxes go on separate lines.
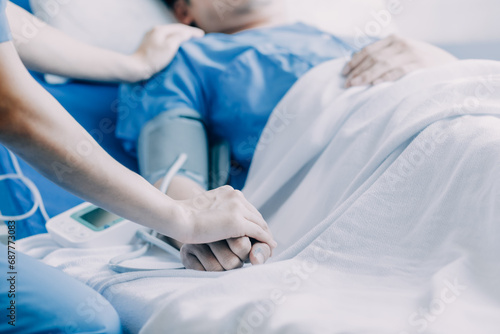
top-left (117, 0), bottom-right (457, 271)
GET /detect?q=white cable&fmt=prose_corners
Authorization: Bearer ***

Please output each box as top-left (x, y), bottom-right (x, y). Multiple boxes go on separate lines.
top-left (0, 174), bottom-right (40, 221)
top-left (159, 153), bottom-right (188, 194)
top-left (0, 150), bottom-right (50, 222)
top-left (137, 229), bottom-right (181, 261)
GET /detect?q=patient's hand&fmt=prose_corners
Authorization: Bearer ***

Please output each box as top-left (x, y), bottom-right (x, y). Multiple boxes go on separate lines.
top-left (181, 239), bottom-right (271, 271)
top-left (343, 35), bottom-right (457, 87)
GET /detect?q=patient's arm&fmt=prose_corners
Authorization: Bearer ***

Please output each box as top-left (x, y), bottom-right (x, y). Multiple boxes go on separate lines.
top-left (6, 2), bottom-right (203, 83)
top-left (343, 35), bottom-right (457, 87)
top-left (159, 175), bottom-right (271, 271)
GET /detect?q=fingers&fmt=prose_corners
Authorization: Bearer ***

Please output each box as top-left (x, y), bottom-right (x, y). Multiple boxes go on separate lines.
top-left (181, 244), bottom-right (224, 271)
top-left (208, 241), bottom-right (244, 270)
top-left (227, 237), bottom-right (252, 261)
top-left (181, 241), bottom-right (247, 271)
top-left (342, 35), bottom-right (394, 76)
top-left (179, 186), bottom-right (276, 248)
top-left (348, 58), bottom-right (395, 86)
top-left (218, 187), bottom-right (274, 242)
top-left (150, 24), bottom-right (204, 39)
top-left (240, 219), bottom-right (277, 250)
top-left (372, 64), bottom-right (417, 85)
top-left (180, 247), bottom-right (205, 271)
top-left (230, 189), bottom-right (271, 234)
top-left (249, 243), bottom-right (271, 266)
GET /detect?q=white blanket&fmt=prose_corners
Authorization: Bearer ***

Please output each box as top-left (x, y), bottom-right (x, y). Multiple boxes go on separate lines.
top-left (20, 59), bottom-right (500, 334)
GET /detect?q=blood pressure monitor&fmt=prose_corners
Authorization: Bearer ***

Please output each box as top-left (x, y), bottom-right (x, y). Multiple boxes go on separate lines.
top-left (46, 202), bottom-right (147, 248)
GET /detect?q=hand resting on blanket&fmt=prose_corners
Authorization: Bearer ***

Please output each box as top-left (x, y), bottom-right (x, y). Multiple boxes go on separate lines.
top-left (343, 35), bottom-right (457, 87)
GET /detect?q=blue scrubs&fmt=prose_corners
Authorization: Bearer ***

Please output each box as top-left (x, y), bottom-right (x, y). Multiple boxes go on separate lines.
top-left (118, 23), bottom-right (354, 188)
top-left (0, 0), bottom-right (12, 43)
top-left (1, 2), bottom-right (121, 332)
top-left (0, 246), bottom-right (121, 333)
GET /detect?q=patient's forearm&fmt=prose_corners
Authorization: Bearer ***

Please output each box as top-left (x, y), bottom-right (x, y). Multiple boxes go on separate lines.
top-left (6, 2), bottom-right (146, 82)
top-left (156, 175), bottom-right (206, 201)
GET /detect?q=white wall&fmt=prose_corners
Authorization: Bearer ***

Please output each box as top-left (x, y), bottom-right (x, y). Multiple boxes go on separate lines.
top-left (392, 0), bottom-right (500, 44)
top-left (286, 0), bottom-right (396, 38)
top-left (287, 0), bottom-right (500, 45)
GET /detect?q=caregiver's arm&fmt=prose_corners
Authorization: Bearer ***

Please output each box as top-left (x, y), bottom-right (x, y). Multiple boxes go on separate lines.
top-left (158, 175), bottom-right (272, 271)
top-left (343, 35), bottom-right (457, 87)
top-left (6, 2), bottom-right (203, 83)
top-left (0, 41), bottom-right (276, 248)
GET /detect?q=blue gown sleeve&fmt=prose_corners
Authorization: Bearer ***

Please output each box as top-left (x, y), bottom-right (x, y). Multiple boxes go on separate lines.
top-left (116, 47), bottom-right (205, 155)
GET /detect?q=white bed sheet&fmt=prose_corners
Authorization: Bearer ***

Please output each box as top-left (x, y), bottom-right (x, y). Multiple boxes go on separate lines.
top-left (19, 58), bottom-right (500, 333)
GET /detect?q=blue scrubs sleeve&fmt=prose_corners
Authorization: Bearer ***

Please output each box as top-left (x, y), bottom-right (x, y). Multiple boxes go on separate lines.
top-left (0, 0), bottom-right (12, 43)
top-left (116, 47), bottom-right (204, 155)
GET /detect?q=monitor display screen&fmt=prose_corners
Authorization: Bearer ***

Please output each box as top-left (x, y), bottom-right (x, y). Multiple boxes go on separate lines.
top-left (79, 208), bottom-right (121, 229)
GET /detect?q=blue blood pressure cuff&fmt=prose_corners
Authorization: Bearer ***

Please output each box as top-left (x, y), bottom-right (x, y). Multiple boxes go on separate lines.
top-left (138, 108), bottom-right (210, 189)
top-left (137, 108), bottom-right (209, 189)
top-left (138, 108), bottom-right (232, 190)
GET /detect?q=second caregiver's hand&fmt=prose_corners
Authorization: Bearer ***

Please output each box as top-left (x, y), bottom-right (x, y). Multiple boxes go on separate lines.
top-left (171, 186), bottom-right (277, 250)
top-left (129, 24), bottom-right (204, 82)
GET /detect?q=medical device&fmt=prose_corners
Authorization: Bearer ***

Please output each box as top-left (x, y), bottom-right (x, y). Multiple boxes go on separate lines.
top-left (138, 107), bottom-right (231, 190)
top-left (45, 153), bottom-right (187, 272)
top-left (46, 202), bottom-right (147, 248)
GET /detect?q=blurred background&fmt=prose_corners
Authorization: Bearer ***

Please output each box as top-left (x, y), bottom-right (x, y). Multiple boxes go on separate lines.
top-left (286, 0), bottom-right (500, 60)
top-left (12, 0), bottom-right (499, 60)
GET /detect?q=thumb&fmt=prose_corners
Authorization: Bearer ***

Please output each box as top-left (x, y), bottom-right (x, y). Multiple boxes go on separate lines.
top-left (249, 243), bottom-right (271, 265)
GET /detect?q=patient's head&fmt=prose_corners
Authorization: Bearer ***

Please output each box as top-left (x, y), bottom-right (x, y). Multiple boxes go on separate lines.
top-left (162, 0), bottom-right (284, 34)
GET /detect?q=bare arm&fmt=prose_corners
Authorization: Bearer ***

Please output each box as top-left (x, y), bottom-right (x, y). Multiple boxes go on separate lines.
top-left (0, 41), bottom-right (276, 248)
top-left (6, 2), bottom-right (203, 82)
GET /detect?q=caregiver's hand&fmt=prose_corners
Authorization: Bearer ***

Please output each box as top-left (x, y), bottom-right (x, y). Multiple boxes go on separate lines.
top-left (174, 186), bottom-right (277, 249)
top-left (181, 239), bottom-right (271, 271)
top-left (343, 35), bottom-right (457, 87)
top-left (130, 24), bottom-right (204, 81)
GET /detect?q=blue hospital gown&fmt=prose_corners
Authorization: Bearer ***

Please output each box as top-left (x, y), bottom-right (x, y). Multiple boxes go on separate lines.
top-left (117, 23), bottom-right (354, 188)
top-left (0, 0), bottom-right (11, 43)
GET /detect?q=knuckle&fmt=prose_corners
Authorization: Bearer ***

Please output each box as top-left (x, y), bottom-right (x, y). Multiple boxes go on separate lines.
top-left (221, 185), bottom-right (234, 191)
top-left (233, 237), bottom-right (252, 253)
top-left (180, 244), bottom-right (194, 256)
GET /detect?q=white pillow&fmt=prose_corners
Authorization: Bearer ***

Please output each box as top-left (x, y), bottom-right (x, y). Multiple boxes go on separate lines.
top-left (30, 0), bottom-right (176, 54)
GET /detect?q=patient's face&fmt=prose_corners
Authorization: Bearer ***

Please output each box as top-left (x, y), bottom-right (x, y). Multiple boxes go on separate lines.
top-left (178, 0), bottom-right (282, 33)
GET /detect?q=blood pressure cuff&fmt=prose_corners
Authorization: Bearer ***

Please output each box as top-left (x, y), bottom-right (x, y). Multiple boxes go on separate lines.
top-left (138, 108), bottom-right (209, 189)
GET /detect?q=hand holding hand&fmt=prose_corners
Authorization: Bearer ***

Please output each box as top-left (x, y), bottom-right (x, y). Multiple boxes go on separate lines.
top-left (343, 35), bottom-right (457, 87)
top-left (174, 186), bottom-right (277, 250)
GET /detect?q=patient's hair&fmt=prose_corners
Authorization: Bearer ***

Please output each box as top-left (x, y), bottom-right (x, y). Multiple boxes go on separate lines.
top-left (162, 0), bottom-right (187, 8)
